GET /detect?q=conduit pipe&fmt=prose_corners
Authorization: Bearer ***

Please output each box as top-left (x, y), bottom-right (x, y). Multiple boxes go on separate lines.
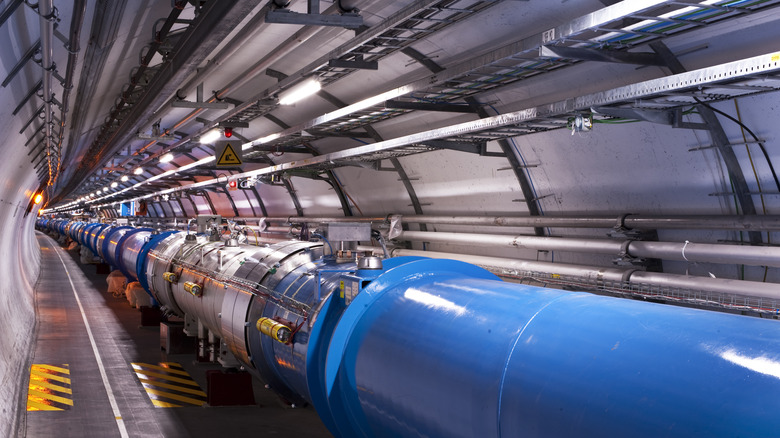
top-left (135, 0), bottom-right (382, 168)
top-left (36, 218), bottom-right (780, 437)
top-left (55, 0), bottom-right (87, 164)
top-left (251, 214), bottom-right (780, 232)
top-left (391, 248), bottom-right (780, 300)
top-left (400, 214), bottom-right (780, 231)
top-left (38, 0), bottom-right (55, 181)
top-left (396, 231), bottom-right (780, 268)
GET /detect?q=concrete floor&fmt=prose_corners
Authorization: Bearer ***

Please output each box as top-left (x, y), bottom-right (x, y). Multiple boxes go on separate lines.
top-left (24, 232), bottom-right (332, 438)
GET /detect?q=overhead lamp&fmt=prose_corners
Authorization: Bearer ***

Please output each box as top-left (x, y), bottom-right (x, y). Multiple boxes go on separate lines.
top-left (111, 182), bottom-right (119, 188)
top-left (134, 167), bottom-right (144, 175)
top-left (121, 175), bottom-right (129, 182)
top-left (160, 152), bottom-right (174, 163)
top-left (33, 193), bottom-right (43, 204)
top-left (199, 129), bottom-right (221, 144)
top-left (278, 78), bottom-right (321, 105)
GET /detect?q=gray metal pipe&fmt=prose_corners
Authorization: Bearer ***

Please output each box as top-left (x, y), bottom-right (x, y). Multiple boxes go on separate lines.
top-left (39, 0), bottom-right (54, 177)
top-left (628, 241), bottom-right (780, 267)
top-left (239, 216), bottom-right (387, 224)
top-left (397, 231), bottom-right (780, 268)
top-left (251, 214), bottom-right (780, 232)
top-left (391, 249), bottom-right (780, 301)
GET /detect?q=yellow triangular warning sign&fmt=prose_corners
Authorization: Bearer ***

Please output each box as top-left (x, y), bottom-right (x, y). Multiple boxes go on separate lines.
top-left (217, 142), bottom-right (242, 166)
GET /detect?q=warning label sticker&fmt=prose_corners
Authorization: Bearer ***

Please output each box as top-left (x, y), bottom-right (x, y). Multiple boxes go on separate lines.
top-left (215, 141), bottom-right (243, 167)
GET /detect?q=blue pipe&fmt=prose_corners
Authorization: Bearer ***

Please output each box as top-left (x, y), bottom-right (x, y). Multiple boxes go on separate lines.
top-left (97, 226), bottom-right (132, 262)
top-left (320, 258), bottom-right (780, 437)
top-left (111, 228), bottom-right (153, 280)
top-left (39, 220), bottom-right (780, 437)
top-left (135, 230), bottom-right (178, 300)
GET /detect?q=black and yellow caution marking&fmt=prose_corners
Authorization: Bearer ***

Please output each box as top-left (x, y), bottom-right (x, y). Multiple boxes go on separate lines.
top-left (27, 364), bottom-right (73, 411)
top-left (131, 362), bottom-right (207, 408)
top-left (215, 141), bottom-right (243, 166)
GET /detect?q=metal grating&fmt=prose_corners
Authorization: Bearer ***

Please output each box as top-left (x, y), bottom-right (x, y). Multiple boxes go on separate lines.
top-left (71, 0), bottom-right (780, 207)
top-left (244, 0), bottom-right (780, 155)
top-left (500, 270), bottom-right (780, 315)
top-left (189, 50), bottom-right (780, 190)
top-left (225, 0), bottom-right (499, 128)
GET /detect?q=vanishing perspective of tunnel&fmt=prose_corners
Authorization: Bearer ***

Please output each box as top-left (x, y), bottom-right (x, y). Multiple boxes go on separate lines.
top-left (3, 1), bottom-right (780, 437)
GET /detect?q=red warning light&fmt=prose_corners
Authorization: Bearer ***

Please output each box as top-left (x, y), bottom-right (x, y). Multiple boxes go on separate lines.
top-left (227, 179), bottom-right (237, 191)
top-left (224, 127), bottom-right (233, 138)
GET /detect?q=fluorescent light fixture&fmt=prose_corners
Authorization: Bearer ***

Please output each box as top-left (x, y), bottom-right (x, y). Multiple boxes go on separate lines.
top-left (279, 78), bottom-right (321, 105)
top-left (134, 167), bottom-right (144, 175)
top-left (160, 152), bottom-right (174, 163)
top-left (199, 129), bottom-right (221, 144)
top-left (111, 182), bottom-right (118, 188)
top-left (121, 175), bottom-right (129, 182)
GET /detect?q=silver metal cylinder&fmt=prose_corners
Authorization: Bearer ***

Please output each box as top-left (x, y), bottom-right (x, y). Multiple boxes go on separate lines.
top-left (250, 214), bottom-right (780, 232)
top-left (397, 231), bottom-right (780, 268)
top-left (390, 249), bottom-right (780, 300)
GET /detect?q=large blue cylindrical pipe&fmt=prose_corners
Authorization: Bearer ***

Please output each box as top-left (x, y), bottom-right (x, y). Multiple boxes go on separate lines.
top-left (39, 220), bottom-right (780, 437)
top-left (321, 258), bottom-right (780, 437)
top-left (112, 228), bottom-right (153, 280)
top-left (97, 226), bottom-right (132, 262)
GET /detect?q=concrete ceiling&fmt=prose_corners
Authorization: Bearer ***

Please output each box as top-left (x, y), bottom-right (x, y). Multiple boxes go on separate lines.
top-left (4, 0), bottom-right (780, 285)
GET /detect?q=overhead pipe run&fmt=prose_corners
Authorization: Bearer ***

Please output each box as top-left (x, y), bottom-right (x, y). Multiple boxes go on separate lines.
top-left (55, 0), bottom-right (87, 182)
top-left (38, 0), bottom-right (55, 183)
top-left (395, 231), bottom-right (780, 268)
top-left (390, 248), bottom-right (780, 302)
top-left (252, 214), bottom-right (780, 232)
top-left (36, 218), bottom-right (780, 437)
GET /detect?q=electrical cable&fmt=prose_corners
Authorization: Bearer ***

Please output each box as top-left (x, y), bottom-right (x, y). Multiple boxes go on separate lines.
top-left (311, 232), bottom-right (333, 257)
top-left (488, 105), bottom-right (553, 262)
top-left (734, 99), bottom-right (770, 282)
top-left (694, 97), bottom-right (780, 192)
top-left (371, 229), bottom-right (390, 259)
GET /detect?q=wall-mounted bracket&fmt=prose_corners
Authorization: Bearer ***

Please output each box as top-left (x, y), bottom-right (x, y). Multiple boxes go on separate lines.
top-left (266, 1), bottom-right (363, 29)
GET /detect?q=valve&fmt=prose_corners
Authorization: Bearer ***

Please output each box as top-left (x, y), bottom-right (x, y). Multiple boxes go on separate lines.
top-left (256, 317), bottom-right (292, 344)
top-left (183, 281), bottom-right (203, 297)
top-left (163, 272), bottom-right (179, 283)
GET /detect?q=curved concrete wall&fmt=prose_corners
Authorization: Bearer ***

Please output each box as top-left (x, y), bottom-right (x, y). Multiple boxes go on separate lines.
top-left (0, 121), bottom-right (43, 436)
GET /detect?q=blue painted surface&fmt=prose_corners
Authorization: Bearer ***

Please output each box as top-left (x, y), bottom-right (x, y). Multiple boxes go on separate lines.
top-left (98, 226), bottom-right (132, 262)
top-left (38, 220), bottom-right (780, 437)
top-left (135, 231), bottom-right (178, 300)
top-left (322, 259), bottom-right (780, 438)
top-left (112, 228), bottom-right (152, 280)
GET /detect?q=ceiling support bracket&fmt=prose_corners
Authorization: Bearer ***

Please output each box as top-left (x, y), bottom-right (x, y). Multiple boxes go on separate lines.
top-left (266, 0), bottom-right (363, 29)
top-left (650, 41), bottom-right (761, 245)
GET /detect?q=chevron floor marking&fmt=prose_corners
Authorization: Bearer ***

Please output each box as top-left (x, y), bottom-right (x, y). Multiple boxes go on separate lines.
top-left (131, 362), bottom-right (207, 408)
top-left (27, 364), bottom-right (73, 411)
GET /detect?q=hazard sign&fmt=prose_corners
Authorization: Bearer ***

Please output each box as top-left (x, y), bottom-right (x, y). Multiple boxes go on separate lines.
top-left (215, 141), bottom-right (243, 167)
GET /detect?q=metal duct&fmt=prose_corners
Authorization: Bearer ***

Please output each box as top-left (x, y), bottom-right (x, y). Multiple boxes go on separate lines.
top-left (36, 218), bottom-right (780, 437)
top-left (396, 230), bottom-right (780, 268)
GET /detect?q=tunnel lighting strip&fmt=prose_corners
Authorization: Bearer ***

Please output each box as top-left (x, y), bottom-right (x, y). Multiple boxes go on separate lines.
top-left (66, 0), bottom-right (709, 208)
top-left (48, 1), bottom-right (777, 213)
top-left (76, 50), bottom-right (780, 211)
top-left (235, 0), bottom-right (760, 154)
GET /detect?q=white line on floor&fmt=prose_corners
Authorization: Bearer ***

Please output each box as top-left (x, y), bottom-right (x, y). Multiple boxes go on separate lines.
top-left (52, 244), bottom-right (130, 438)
